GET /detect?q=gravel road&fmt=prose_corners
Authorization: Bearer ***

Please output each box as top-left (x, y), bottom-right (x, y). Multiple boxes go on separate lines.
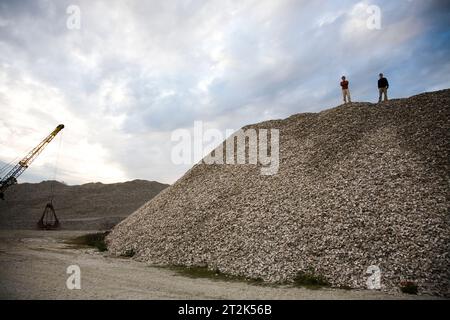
top-left (0, 230), bottom-right (438, 300)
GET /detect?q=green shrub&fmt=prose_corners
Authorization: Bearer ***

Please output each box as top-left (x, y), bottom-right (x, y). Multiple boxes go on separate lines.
top-left (400, 281), bottom-right (418, 295)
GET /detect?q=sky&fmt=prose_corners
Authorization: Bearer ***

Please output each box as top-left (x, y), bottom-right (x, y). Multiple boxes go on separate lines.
top-left (0, 0), bottom-right (449, 185)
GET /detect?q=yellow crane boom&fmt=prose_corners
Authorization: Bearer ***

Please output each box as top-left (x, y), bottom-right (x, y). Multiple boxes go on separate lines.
top-left (0, 124), bottom-right (64, 199)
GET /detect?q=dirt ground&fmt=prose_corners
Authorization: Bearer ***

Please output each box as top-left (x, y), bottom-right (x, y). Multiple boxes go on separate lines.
top-left (0, 230), bottom-right (440, 300)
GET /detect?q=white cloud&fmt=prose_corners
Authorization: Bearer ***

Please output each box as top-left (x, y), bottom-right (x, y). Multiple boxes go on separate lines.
top-left (0, 0), bottom-right (448, 185)
top-left (0, 64), bottom-right (128, 184)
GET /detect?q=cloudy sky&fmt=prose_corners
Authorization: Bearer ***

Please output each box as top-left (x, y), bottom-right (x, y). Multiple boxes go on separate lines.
top-left (0, 0), bottom-right (449, 185)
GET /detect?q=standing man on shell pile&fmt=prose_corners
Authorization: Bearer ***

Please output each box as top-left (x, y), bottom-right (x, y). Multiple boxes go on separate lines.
top-left (340, 76), bottom-right (351, 104)
top-left (378, 73), bottom-right (389, 103)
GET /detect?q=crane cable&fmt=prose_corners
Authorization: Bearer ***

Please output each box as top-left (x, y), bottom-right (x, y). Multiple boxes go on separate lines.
top-left (49, 130), bottom-right (64, 204)
top-left (0, 156), bottom-right (20, 176)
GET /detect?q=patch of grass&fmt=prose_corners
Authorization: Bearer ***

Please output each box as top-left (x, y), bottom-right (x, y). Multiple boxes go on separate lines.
top-left (66, 232), bottom-right (110, 252)
top-left (399, 281), bottom-right (418, 295)
top-left (160, 265), bottom-right (334, 289)
top-left (293, 270), bottom-right (330, 289)
top-left (337, 285), bottom-right (352, 291)
top-left (163, 265), bottom-right (268, 286)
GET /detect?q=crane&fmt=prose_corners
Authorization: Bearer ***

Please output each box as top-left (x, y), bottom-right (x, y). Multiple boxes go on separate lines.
top-left (0, 124), bottom-right (64, 200)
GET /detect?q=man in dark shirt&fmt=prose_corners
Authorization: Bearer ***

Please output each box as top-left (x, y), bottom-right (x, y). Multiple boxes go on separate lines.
top-left (378, 73), bottom-right (389, 102)
top-left (340, 76), bottom-right (351, 104)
